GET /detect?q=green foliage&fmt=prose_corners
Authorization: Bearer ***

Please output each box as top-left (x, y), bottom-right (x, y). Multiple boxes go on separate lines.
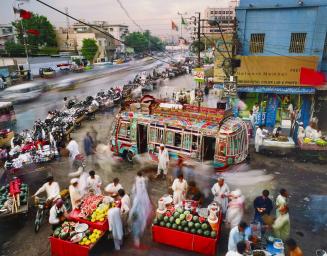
top-left (4, 41), bottom-right (26, 57)
top-left (81, 38), bottom-right (98, 63)
top-left (12, 13), bottom-right (57, 54)
top-left (124, 30), bottom-right (164, 53)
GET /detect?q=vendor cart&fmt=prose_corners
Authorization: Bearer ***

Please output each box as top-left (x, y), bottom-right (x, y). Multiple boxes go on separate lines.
top-left (68, 209), bottom-right (109, 232)
top-left (297, 141), bottom-right (327, 163)
top-left (261, 137), bottom-right (295, 156)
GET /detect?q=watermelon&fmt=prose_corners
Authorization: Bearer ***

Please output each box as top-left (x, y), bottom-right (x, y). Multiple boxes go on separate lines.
top-left (85, 230), bottom-right (91, 236)
top-left (183, 227), bottom-right (189, 232)
top-left (193, 216), bottom-right (199, 222)
top-left (172, 224), bottom-right (177, 229)
top-left (166, 211), bottom-right (172, 217)
top-left (186, 214), bottom-right (193, 222)
top-left (175, 218), bottom-right (181, 225)
top-left (158, 214), bottom-right (164, 221)
top-left (211, 231), bottom-right (217, 238)
top-left (197, 229), bottom-right (203, 235)
top-left (176, 207), bottom-right (183, 213)
top-left (184, 210), bottom-right (190, 215)
top-left (199, 217), bottom-right (206, 223)
top-left (177, 226), bottom-right (183, 231)
top-left (153, 218), bottom-right (159, 225)
top-left (173, 212), bottom-right (180, 218)
top-left (190, 228), bottom-right (196, 234)
top-left (204, 230), bottom-right (210, 237)
top-left (181, 220), bottom-right (187, 227)
top-left (166, 223), bottom-right (171, 228)
top-left (201, 223), bottom-right (209, 230)
top-left (59, 232), bottom-right (69, 240)
top-left (169, 216), bottom-right (175, 223)
top-left (53, 228), bottom-right (61, 238)
top-left (159, 221), bottom-right (165, 227)
top-left (163, 216), bottom-right (169, 223)
top-left (179, 214), bottom-right (185, 220)
top-left (194, 223), bottom-right (201, 229)
top-left (188, 221), bottom-right (194, 228)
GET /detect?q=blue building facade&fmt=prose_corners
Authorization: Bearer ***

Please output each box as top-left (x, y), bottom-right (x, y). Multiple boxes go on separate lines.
top-left (235, 0), bottom-right (327, 130)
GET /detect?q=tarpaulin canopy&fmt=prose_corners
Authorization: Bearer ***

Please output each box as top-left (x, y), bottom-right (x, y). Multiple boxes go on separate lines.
top-left (237, 86), bottom-right (315, 95)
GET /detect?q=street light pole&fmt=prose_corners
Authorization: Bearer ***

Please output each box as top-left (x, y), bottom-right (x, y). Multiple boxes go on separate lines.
top-left (196, 12), bottom-right (201, 111)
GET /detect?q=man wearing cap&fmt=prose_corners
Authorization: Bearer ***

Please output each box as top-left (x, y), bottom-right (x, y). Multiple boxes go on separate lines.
top-left (156, 144), bottom-right (169, 179)
top-left (33, 176), bottom-right (60, 202)
top-left (69, 178), bottom-right (82, 209)
top-left (211, 177), bottom-right (230, 215)
top-left (49, 199), bottom-right (68, 230)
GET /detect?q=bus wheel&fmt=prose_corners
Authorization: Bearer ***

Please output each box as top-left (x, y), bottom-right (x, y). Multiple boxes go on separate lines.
top-left (126, 152), bottom-right (134, 163)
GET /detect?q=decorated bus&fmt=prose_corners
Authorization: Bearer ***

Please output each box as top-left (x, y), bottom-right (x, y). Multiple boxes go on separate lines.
top-left (110, 99), bottom-right (249, 169)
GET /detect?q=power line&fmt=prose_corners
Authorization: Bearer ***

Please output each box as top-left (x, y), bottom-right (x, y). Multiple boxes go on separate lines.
top-left (116, 0), bottom-right (143, 32)
top-left (35, 0), bottom-right (173, 65)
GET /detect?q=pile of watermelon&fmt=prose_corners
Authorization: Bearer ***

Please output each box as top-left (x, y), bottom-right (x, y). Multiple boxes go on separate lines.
top-left (0, 182), bottom-right (28, 210)
top-left (53, 221), bottom-right (78, 241)
top-left (153, 207), bottom-right (217, 238)
top-left (78, 195), bottom-right (104, 219)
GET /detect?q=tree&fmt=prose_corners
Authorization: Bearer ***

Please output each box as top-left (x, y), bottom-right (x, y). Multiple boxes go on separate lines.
top-left (124, 31), bottom-right (164, 53)
top-left (81, 39), bottom-right (98, 64)
top-left (4, 41), bottom-right (26, 57)
top-left (12, 13), bottom-right (57, 54)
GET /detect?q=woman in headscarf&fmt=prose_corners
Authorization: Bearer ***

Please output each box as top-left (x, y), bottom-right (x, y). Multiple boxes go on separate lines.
top-left (226, 189), bottom-right (245, 228)
top-left (129, 171), bottom-right (152, 248)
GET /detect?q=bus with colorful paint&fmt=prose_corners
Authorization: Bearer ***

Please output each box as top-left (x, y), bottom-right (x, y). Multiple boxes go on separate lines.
top-left (110, 101), bottom-right (249, 169)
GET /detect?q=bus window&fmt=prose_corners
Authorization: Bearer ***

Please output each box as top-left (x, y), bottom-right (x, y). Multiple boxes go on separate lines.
top-left (149, 127), bottom-right (156, 142)
top-left (182, 133), bottom-right (192, 150)
top-left (165, 130), bottom-right (174, 146)
top-left (174, 133), bottom-right (181, 147)
top-left (192, 135), bottom-right (199, 150)
top-left (118, 122), bottom-right (130, 139)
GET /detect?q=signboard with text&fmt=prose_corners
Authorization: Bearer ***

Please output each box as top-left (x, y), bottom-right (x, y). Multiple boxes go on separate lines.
top-left (235, 56), bottom-right (318, 86)
top-left (193, 68), bottom-right (205, 82)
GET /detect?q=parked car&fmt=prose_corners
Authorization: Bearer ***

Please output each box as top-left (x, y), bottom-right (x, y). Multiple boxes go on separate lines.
top-left (39, 67), bottom-right (56, 78)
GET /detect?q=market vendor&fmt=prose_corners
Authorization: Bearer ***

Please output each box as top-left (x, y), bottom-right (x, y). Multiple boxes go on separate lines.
top-left (171, 173), bottom-right (188, 206)
top-left (228, 221), bottom-right (248, 252)
top-left (305, 121), bottom-right (319, 139)
top-left (105, 178), bottom-right (123, 197)
top-left (186, 181), bottom-right (203, 205)
top-left (69, 178), bottom-right (82, 209)
top-left (255, 125), bottom-right (267, 153)
top-left (33, 176), bottom-right (60, 202)
top-left (49, 199), bottom-right (68, 230)
top-left (297, 123), bottom-right (305, 143)
top-left (211, 177), bottom-right (230, 214)
top-left (87, 170), bottom-right (102, 195)
top-left (66, 137), bottom-right (80, 168)
top-left (273, 126), bottom-right (282, 138)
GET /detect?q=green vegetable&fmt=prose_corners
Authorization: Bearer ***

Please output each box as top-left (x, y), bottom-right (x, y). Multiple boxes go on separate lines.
top-left (201, 223), bottom-right (209, 230)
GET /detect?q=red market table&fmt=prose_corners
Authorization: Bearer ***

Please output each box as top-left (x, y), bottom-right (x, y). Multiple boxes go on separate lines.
top-left (49, 231), bottom-right (104, 256)
top-left (152, 213), bottom-right (223, 255)
top-left (68, 209), bottom-right (109, 231)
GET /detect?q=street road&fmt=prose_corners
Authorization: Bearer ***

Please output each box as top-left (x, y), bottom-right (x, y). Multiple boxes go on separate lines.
top-left (0, 66), bottom-right (326, 256)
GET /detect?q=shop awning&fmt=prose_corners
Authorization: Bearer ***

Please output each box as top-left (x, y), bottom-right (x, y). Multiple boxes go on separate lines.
top-left (237, 86), bottom-right (316, 94)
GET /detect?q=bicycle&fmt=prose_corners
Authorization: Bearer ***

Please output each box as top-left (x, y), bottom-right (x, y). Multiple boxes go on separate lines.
top-left (33, 196), bottom-right (51, 233)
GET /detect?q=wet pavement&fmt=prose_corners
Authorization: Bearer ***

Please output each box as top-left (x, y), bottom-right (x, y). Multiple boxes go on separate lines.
top-left (0, 71), bottom-right (326, 255)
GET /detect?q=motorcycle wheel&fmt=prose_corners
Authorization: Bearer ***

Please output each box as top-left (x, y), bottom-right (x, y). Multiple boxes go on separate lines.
top-left (34, 209), bottom-right (44, 233)
top-left (126, 151), bottom-right (134, 163)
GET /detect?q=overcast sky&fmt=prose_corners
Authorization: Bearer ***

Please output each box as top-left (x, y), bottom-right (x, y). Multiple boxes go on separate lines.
top-left (1, 0), bottom-right (230, 37)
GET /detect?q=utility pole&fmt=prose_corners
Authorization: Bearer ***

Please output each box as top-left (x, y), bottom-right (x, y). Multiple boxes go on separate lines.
top-left (177, 12), bottom-right (187, 57)
top-left (196, 12), bottom-right (202, 111)
top-left (17, 2), bottom-right (30, 72)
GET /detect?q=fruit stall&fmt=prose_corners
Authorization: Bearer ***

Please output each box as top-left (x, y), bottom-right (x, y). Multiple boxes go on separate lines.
top-left (0, 178), bottom-right (29, 220)
top-left (49, 221), bottom-right (104, 256)
top-left (261, 135), bottom-right (295, 155)
top-left (68, 195), bottom-right (113, 231)
top-left (297, 137), bottom-right (327, 163)
top-left (152, 197), bottom-right (222, 255)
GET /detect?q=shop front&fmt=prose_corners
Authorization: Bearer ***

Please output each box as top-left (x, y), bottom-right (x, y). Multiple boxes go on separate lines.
top-left (237, 86), bottom-right (316, 129)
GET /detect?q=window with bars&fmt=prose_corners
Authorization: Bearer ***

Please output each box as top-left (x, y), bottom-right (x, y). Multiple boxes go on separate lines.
top-left (323, 33), bottom-right (327, 60)
top-left (249, 33), bottom-right (265, 53)
top-left (289, 33), bottom-right (306, 53)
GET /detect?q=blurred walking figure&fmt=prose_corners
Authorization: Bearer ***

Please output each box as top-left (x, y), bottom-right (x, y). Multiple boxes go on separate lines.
top-left (211, 177), bottom-right (230, 215)
top-left (129, 171), bottom-right (152, 248)
top-left (156, 144), bottom-right (169, 179)
top-left (83, 132), bottom-right (95, 167)
top-left (226, 190), bottom-right (245, 228)
top-left (66, 137), bottom-right (80, 169)
top-left (108, 206), bottom-right (123, 250)
top-left (276, 188), bottom-right (289, 217)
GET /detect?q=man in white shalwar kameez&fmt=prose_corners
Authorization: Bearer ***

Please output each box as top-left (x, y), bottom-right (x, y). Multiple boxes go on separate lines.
top-left (66, 138), bottom-right (80, 168)
top-left (255, 126), bottom-right (266, 153)
top-left (171, 173), bottom-right (188, 206)
top-left (108, 206), bottom-right (123, 250)
top-left (156, 144), bottom-right (169, 178)
top-left (69, 178), bottom-right (82, 209)
top-left (34, 176), bottom-right (60, 201)
top-left (87, 170), bottom-right (102, 195)
top-left (211, 177), bottom-right (230, 214)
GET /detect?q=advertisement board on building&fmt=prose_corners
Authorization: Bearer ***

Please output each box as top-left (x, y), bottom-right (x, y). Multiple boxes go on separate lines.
top-left (192, 68), bottom-right (205, 82)
top-left (235, 56), bottom-right (318, 86)
top-left (213, 34), bottom-right (233, 83)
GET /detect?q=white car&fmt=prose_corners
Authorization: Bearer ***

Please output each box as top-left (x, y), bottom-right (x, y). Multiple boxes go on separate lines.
top-left (0, 82), bottom-right (44, 104)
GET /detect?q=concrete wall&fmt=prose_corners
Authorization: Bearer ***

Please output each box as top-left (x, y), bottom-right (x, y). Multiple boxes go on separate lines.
top-left (237, 0), bottom-right (327, 72)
